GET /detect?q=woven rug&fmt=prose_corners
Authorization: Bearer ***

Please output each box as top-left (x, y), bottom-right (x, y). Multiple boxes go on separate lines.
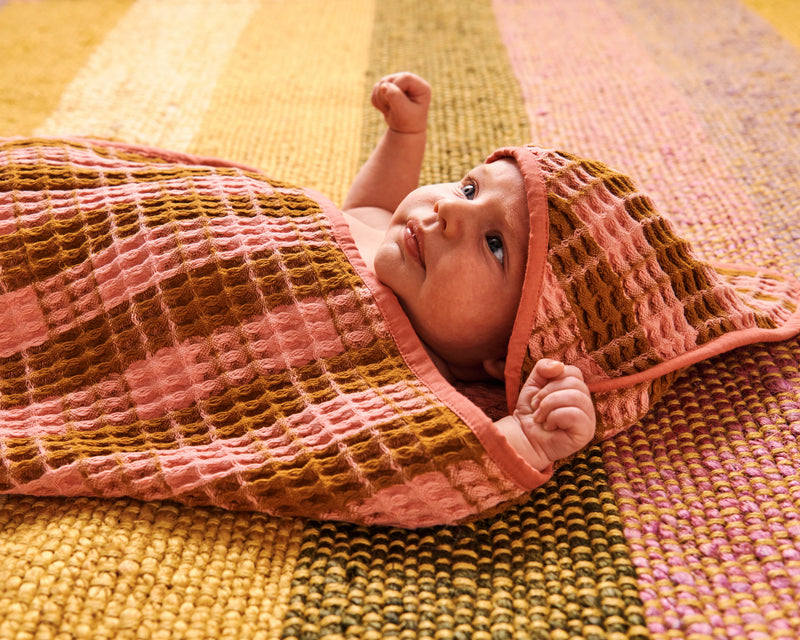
top-left (1, 0), bottom-right (799, 638)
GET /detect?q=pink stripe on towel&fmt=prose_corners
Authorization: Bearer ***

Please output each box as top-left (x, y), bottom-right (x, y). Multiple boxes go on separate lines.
top-left (124, 296), bottom-right (347, 419)
top-left (0, 286), bottom-right (49, 356)
top-left (19, 205), bottom-right (329, 342)
top-left (5, 380), bottom-right (437, 504)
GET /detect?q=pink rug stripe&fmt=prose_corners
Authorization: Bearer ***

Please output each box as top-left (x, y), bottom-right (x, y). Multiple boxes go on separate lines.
top-left (491, 0), bottom-right (782, 268)
top-left (608, 0), bottom-right (800, 275)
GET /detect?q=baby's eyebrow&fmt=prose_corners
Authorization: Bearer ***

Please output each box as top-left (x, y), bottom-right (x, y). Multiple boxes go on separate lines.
top-left (471, 164), bottom-right (488, 179)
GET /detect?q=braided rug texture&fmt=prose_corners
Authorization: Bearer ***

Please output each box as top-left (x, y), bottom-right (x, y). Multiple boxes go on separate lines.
top-left (1, 1), bottom-right (799, 639)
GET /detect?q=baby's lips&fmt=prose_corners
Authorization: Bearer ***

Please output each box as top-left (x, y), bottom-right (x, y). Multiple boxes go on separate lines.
top-left (403, 219), bottom-right (426, 268)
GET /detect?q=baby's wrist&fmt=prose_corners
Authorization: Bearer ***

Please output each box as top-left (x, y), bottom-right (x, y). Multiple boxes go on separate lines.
top-left (386, 125), bottom-right (427, 136)
top-left (494, 415), bottom-right (551, 471)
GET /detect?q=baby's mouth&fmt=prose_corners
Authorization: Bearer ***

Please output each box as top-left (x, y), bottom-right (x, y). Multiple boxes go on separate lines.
top-left (403, 220), bottom-right (426, 269)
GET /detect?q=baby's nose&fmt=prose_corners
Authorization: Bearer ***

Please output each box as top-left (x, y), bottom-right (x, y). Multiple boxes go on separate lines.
top-left (434, 198), bottom-right (465, 232)
top-left (433, 200), bottom-right (448, 232)
top-left (434, 198), bottom-right (472, 236)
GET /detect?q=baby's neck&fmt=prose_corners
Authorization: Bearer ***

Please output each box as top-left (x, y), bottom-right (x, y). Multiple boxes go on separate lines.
top-left (423, 346), bottom-right (497, 382)
top-left (420, 346), bottom-right (457, 381)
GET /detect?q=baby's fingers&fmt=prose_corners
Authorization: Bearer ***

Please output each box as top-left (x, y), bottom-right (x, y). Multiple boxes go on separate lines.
top-left (537, 405), bottom-right (593, 434)
top-left (371, 80), bottom-right (392, 112)
top-left (533, 388), bottom-right (594, 428)
top-left (530, 373), bottom-right (590, 409)
top-left (387, 72), bottom-right (431, 104)
top-left (530, 358), bottom-right (565, 386)
top-left (380, 82), bottom-right (409, 109)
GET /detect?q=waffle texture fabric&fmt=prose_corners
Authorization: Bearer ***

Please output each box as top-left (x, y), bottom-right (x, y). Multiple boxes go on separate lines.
top-left (489, 145), bottom-right (800, 441)
top-left (3, 0), bottom-right (800, 638)
top-left (0, 137), bottom-right (549, 528)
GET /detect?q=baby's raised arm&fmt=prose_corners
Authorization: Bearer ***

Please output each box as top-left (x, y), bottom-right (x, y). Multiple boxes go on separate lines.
top-left (495, 359), bottom-right (596, 470)
top-left (343, 72), bottom-right (431, 216)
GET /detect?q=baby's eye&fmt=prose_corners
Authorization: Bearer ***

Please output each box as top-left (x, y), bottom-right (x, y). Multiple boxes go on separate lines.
top-left (486, 235), bottom-right (505, 264)
top-left (460, 181), bottom-right (477, 200)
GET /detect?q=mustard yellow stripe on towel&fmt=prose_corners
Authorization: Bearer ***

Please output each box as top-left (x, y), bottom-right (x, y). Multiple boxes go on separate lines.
top-left (190, 0), bottom-right (375, 205)
top-left (744, 0), bottom-right (800, 50)
top-left (0, 0), bottom-right (134, 136)
top-left (34, 0), bottom-right (262, 150)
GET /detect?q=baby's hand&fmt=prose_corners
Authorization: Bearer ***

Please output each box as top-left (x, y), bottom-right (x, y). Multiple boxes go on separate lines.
top-left (371, 72), bottom-right (431, 134)
top-left (514, 359), bottom-right (596, 464)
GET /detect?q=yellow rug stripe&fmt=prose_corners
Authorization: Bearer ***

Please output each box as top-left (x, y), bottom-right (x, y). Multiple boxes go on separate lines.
top-left (34, 0), bottom-right (261, 150)
top-left (0, 496), bottom-right (307, 640)
top-left (0, 0), bottom-right (134, 136)
top-left (189, 0), bottom-right (375, 205)
top-left (743, 0), bottom-right (800, 50)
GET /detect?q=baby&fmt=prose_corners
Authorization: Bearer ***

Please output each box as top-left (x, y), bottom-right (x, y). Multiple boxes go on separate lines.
top-left (340, 72), bottom-right (596, 471)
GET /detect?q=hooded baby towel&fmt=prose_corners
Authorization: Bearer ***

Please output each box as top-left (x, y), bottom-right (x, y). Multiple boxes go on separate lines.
top-left (0, 138), bottom-right (547, 528)
top-left (489, 145), bottom-right (800, 441)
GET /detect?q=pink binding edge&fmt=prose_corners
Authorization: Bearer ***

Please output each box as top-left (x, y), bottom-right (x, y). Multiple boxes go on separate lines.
top-left (484, 147), bottom-right (551, 415)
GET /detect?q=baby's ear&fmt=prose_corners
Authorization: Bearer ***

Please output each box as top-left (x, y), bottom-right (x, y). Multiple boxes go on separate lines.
top-left (482, 357), bottom-right (506, 381)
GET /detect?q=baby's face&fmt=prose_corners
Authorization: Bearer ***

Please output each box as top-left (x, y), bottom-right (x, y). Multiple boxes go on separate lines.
top-left (374, 158), bottom-right (529, 372)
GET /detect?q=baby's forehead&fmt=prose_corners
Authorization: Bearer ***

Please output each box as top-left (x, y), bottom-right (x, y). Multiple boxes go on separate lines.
top-left (474, 158), bottom-right (530, 286)
top-left (480, 158), bottom-right (529, 228)
top-left (476, 156), bottom-right (524, 188)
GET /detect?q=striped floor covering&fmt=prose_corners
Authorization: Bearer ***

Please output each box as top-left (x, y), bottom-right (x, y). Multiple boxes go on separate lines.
top-left (1, 1), bottom-right (799, 638)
